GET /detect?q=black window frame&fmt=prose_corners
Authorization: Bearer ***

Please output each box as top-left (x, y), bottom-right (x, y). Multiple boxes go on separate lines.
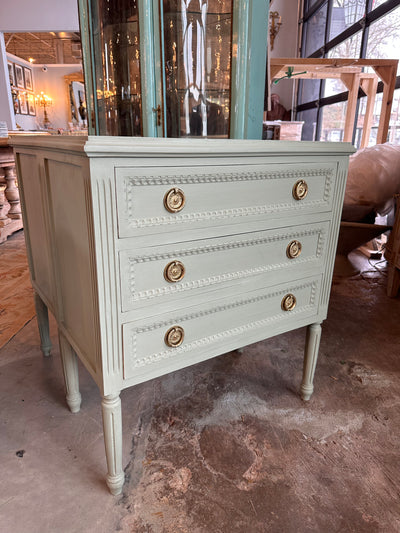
top-left (298, 0), bottom-right (400, 144)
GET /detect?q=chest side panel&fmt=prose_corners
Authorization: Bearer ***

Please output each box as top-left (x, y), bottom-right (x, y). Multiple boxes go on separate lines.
top-left (15, 152), bottom-right (55, 309)
top-left (44, 156), bottom-right (101, 378)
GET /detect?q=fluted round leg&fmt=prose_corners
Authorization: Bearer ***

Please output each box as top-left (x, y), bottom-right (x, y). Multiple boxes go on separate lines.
top-left (301, 322), bottom-right (322, 401)
top-left (101, 393), bottom-right (124, 495)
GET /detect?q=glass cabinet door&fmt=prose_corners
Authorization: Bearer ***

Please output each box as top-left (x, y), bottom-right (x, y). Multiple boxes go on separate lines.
top-left (79, 0), bottom-right (268, 139)
top-left (161, 0), bottom-right (233, 137)
top-left (89, 0), bottom-right (142, 136)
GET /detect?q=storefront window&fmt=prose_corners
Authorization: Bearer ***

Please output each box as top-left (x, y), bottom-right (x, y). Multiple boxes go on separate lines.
top-left (303, 3), bottom-right (328, 57)
top-left (329, 0), bottom-right (365, 41)
top-left (298, 79), bottom-right (321, 105)
top-left (297, 108), bottom-right (318, 141)
top-left (299, 0), bottom-right (400, 145)
top-left (366, 8), bottom-right (400, 75)
top-left (327, 31), bottom-right (362, 58)
top-left (319, 101), bottom-right (347, 142)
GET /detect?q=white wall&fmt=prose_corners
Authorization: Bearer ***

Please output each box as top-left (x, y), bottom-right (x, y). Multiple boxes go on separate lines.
top-left (4, 51), bottom-right (83, 131)
top-left (0, 0), bottom-right (79, 131)
top-left (269, 0), bottom-right (301, 113)
top-left (34, 65), bottom-right (83, 130)
top-left (0, 0), bottom-right (79, 32)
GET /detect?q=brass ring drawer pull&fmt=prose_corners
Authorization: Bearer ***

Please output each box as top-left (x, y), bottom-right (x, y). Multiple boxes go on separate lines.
top-left (292, 180), bottom-right (308, 201)
top-left (164, 326), bottom-right (185, 348)
top-left (281, 294), bottom-right (297, 312)
top-left (164, 187), bottom-right (186, 213)
top-left (164, 260), bottom-right (185, 283)
top-left (286, 240), bottom-right (302, 259)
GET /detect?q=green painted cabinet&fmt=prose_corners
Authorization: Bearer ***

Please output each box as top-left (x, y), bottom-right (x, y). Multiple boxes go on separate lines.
top-left (78, 0), bottom-right (269, 139)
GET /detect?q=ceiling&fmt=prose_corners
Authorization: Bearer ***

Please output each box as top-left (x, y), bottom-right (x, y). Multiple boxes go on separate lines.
top-left (5, 32), bottom-right (82, 65)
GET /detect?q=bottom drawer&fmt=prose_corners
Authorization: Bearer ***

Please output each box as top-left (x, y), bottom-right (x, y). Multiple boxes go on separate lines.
top-left (122, 276), bottom-right (322, 385)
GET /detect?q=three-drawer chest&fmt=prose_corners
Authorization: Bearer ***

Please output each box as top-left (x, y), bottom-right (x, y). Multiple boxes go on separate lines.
top-left (11, 136), bottom-right (354, 494)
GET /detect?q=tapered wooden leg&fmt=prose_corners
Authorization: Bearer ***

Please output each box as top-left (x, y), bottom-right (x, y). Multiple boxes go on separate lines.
top-left (34, 292), bottom-right (52, 356)
top-left (101, 393), bottom-right (125, 495)
top-left (58, 332), bottom-right (82, 413)
top-left (301, 322), bottom-right (322, 401)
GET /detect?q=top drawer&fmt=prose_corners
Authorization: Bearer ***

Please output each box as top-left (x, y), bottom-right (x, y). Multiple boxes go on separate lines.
top-left (115, 162), bottom-right (337, 240)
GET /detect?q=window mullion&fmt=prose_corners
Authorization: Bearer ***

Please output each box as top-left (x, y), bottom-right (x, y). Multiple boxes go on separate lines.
top-left (313, 0), bottom-right (335, 140)
top-left (324, 0), bottom-right (333, 56)
top-left (359, 1), bottom-right (370, 59)
top-left (351, 0), bottom-right (369, 144)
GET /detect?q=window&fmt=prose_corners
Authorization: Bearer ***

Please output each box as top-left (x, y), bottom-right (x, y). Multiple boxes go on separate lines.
top-left (298, 0), bottom-right (400, 147)
top-left (366, 7), bottom-right (400, 75)
top-left (303, 3), bottom-right (328, 56)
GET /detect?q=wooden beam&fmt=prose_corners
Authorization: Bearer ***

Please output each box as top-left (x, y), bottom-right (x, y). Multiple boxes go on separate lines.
top-left (270, 65), bottom-right (283, 80)
top-left (272, 69), bottom-right (361, 80)
top-left (376, 65), bottom-right (397, 144)
top-left (359, 76), bottom-right (379, 148)
top-left (373, 65), bottom-right (396, 86)
top-left (340, 73), bottom-right (355, 91)
top-left (271, 58), bottom-right (398, 69)
top-left (343, 73), bottom-right (360, 143)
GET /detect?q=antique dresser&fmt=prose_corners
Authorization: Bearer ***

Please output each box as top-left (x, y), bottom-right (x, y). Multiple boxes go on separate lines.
top-left (11, 136), bottom-right (354, 494)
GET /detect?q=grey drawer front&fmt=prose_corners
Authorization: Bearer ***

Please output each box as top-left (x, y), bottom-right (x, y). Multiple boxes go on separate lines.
top-left (115, 162), bottom-right (336, 239)
top-left (119, 221), bottom-right (328, 313)
top-left (122, 276), bottom-right (321, 382)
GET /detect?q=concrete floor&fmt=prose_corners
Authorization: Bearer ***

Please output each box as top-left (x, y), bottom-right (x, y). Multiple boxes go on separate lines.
top-left (1, 233), bottom-right (400, 533)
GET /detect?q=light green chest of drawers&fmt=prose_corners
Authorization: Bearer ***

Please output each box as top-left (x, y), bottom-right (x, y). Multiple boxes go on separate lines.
top-left (12, 136), bottom-right (354, 495)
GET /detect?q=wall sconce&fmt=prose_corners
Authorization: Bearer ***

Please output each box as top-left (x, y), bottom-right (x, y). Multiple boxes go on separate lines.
top-left (35, 92), bottom-right (52, 127)
top-left (269, 11), bottom-right (282, 51)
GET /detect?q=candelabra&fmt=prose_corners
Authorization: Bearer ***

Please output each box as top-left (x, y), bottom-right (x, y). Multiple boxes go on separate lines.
top-left (36, 92), bottom-right (52, 127)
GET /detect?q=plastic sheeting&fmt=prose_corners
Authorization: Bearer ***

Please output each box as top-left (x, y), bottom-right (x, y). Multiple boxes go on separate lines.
top-left (345, 143), bottom-right (400, 216)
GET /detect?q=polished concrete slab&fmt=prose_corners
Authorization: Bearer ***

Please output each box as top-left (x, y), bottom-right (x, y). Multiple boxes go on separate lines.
top-left (1, 234), bottom-right (400, 532)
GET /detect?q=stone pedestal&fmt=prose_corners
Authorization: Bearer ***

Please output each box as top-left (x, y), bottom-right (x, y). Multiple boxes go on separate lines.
top-left (0, 139), bottom-right (23, 243)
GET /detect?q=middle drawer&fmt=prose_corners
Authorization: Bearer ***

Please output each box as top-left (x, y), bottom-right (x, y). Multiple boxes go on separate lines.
top-left (119, 220), bottom-right (329, 314)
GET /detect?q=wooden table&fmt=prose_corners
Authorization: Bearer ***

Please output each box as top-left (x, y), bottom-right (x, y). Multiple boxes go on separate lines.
top-left (270, 58), bottom-right (399, 148)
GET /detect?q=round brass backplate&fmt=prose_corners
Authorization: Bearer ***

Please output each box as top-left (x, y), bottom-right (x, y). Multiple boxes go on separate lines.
top-left (286, 240), bottom-right (302, 259)
top-left (164, 188), bottom-right (186, 213)
top-left (164, 260), bottom-right (185, 283)
top-left (281, 294), bottom-right (297, 312)
top-left (292, 179), bottom-right (308, 201)
top-left (164, 326), bottom-right (185, 348)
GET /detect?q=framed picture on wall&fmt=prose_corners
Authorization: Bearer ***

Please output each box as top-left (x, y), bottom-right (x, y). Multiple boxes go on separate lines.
top-left (12, 91), bottom-right (20, 114)
top-left (15, 64), bottom-right (25, 88)
top-left (27, 94), bottom-right (36, 116)
top-left (24, 67), bottom-right (33, 91)
top-left (19, 92), bottom-right (28, 114)
top-left (7, 62), bottom-right (15, 86)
